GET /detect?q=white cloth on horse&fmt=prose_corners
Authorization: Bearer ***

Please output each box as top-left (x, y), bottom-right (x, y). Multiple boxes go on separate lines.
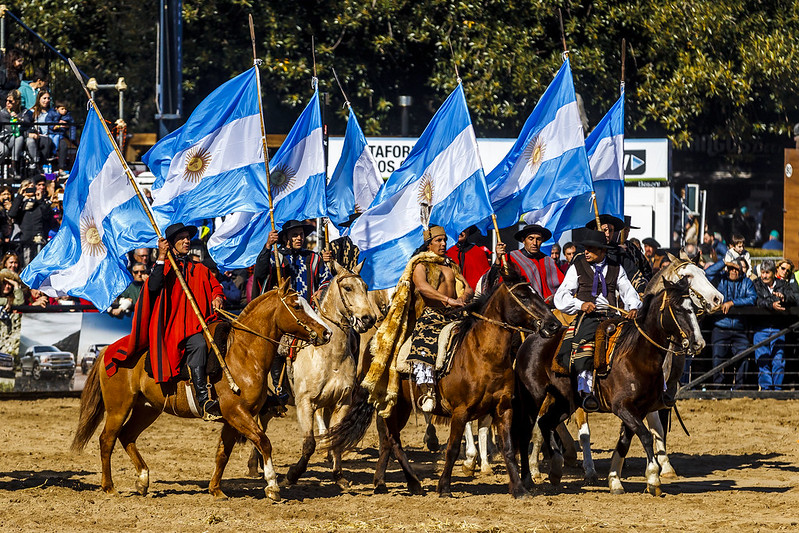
top-left (412, 362), bottom-right (435, 385)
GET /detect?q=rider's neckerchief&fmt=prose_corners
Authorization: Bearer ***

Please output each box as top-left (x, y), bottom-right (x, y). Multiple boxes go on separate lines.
top-left (591, 258), bottom-right (608, 298)
top-left (520, 248), bottom-right (546, 260)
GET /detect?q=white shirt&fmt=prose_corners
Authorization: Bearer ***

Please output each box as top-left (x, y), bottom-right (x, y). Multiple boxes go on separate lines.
top-left (554, 258), bottom-right (642, 315)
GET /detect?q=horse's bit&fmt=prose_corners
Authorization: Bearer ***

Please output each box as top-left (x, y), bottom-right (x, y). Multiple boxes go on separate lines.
top-left (632, 293), bottom-right (693, 354)
top-left (312, 272), bottom-right (360, 332)
top-left (470, 282), bottom-right (546, 335)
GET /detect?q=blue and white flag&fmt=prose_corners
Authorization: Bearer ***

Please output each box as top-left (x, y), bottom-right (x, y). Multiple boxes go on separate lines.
top-left (326, 107), bottom-right (383, 229)
top-left (482, 59), bottom-right (592, 232)
top-left (524, 91), bottom-right (626, 240)
top-left (143, 67), bottom-right (271, 227)
top-left (348, 84), bottom-right (493, 290)
top-left (22, 111), bottom-right (158, 310)
top-left (207, 89), bottom-right (326, 268)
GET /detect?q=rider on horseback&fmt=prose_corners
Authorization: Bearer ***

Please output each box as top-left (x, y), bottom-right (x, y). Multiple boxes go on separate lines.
top-left (407, 225), bottom-right (472, 412)
top-left (553, 229), bottom-right (641, 412)
top-left (586, 214), bottom-right (652, 293)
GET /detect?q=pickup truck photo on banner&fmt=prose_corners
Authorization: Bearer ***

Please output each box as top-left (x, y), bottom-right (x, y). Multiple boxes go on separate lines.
top-left (0, 311), bottom-right (132, 394)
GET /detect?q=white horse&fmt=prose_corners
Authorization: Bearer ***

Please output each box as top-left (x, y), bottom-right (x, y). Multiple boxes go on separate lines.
top-left (248, 263), bottom-right (377, 487)
top-left (529, 256), bottom-right (723, 484)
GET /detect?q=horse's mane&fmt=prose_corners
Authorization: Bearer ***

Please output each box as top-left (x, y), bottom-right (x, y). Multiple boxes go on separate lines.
top-left (613, 291), bottom-right (659, 354)
top-left (450, 264), bottom-right (526, 348)
top-left (237, 290), bottom-right (275, 322)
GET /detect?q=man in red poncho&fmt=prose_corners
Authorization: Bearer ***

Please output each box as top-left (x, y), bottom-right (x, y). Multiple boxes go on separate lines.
top-left (507, 224), bottom-right (564, 304)
top-left (445, 225), bottom-right (505, 290)
top-left (105, 223), bottom-right (225, 420)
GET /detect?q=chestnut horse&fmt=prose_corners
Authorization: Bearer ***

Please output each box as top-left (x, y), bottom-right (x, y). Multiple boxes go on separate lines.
top-left (323, 270), bottom-right (562, 498)
top-left (514, 277), bottom-right (704, 496)
top-left (71, 279), bottom-right (331, 501)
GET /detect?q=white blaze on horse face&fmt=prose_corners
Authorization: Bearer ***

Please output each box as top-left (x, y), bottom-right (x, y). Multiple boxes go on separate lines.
top-left (682, 296), bottom-right (705, 351)
top-left (297, 294), bottom-right (332, 337)
top-left (677, 262), bottom-right (723, 313)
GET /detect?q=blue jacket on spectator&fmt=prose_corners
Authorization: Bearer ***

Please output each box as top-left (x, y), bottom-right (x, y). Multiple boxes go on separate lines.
top-left (704, 260), bottom-right (725, 286)
top-left (714, 274), bottom-right (757, 330)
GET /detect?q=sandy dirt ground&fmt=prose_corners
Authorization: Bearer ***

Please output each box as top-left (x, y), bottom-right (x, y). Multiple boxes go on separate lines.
top-left (0, 397), bottom-right (797, 532)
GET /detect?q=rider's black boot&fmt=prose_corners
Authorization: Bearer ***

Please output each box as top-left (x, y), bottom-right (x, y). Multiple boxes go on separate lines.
top-left (190, 364), bottom-right (222, 421)
top-left (269, 356), bottom-right (290, 405)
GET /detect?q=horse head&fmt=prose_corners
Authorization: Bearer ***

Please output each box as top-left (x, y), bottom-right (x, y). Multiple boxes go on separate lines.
top-left (654, 253), bottom-right (723, 314)
top-left (276, 277), bottom-right (332, 346)
top-left (497, 266), bottom-right (561, 338)
top-left (661, 276), bottom-right (705, 354)
top-left (326, 261), bottom-right (377, 333)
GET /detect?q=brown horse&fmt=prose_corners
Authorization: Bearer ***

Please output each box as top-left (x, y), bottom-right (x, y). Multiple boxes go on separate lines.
top-left (71, 279), bottom-right (332, 501)
top-left (323, 269), bottom-right (562, 498)
top-left (514, 276), bottom-right (704, 496)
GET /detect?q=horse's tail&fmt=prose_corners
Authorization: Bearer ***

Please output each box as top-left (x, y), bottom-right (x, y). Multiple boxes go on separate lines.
top-left (318, 385), bottom-right (375, 453)
top-left (71, 360), bottom-right (105, 452)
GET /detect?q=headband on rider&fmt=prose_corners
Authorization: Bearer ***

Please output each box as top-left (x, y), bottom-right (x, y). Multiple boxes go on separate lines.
top-left (423, 225), bottom-right (446, 242)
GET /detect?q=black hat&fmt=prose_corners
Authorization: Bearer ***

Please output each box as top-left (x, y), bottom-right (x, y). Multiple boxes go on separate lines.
top-left (585, 214), bottom-right (625, 232)
top-left (624, 215), bottom-right (640, 230)
top-left (642, 237), bottom-right (661, 249)
top-left (579, 229), bottom-right (612, 249)
top-left (278, 219), bottom-right (315, 242)
top-left (338, 213), bottom-right (361, 228)
top-left (164, 223), bottom-right (198, 244)
top-left (514, 224), bottom-right (552, 243)
top-left (461, 225), bottom-right (480, 237)
top-left (31, 174), bottom-right (46, 184)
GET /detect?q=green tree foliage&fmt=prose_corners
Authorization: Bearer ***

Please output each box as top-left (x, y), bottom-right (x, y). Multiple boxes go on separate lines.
top-left (7, 0), bottom-right (799, 147)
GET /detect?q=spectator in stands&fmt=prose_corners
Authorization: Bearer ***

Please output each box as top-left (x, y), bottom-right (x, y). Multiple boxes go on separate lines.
top-left (0, 268), bottom-right (24, 312)
top-left (776, 259), bottom-right (798, 299)
top-left (752, 260), bottom-right (794, 391)
top-left (560, 241), bottom-right (576, 274)
top-left (700, 243), bottom-right (725, 285)
top-left (761, 230), bottom-right (783, 251)
top-left (642, 237), bottom-right (666, 271)
top-left (19, 69), bottom-right (48, 110)
top-left (0, 49), bottom-right (24, 103)
top-left (25, 91), bottom-right (55, 173)
top-left (2, 251), bottom-right (20, 273)
top-left (0, 186), bottom-right (14, 254)
top-left (711, 257), bottom-right (757, 389)
top-left (49, 101), bottom-right (76, 171)
top-left (0, 89), bottom-right (31, 177)
top-left (724, 234), bottom-right (753, 278)
top-left (550, 242), bottom-right (561, 263)
top-left (130, 247), bottom-right (154, 271)
top-left (109, 263), bottom-right (148, 317)
top-left (9, 176), bottom-right (56, 265)
top-left (681, 242), bottom-right (700, 263)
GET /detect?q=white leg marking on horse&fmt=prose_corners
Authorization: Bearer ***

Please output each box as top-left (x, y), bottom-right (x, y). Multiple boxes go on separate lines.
top-left (315, 410), bottom-right (328, 436)
top-left (579, 421), bottom-right (597, 481)
top-left (264, 456), bottom-right (278, 489)
top-left (647, 412), bottom-right (676, 478)
top-left (608, 450), bottom-right (625, 494)
top-left (478, 418), bottom-right (491, 474)
top-left (463, 421), bottom-right (477, 474)
top-left (530, 418), bottom-right (544, 480)
top-left (646, 457), bottom-right (662, 490)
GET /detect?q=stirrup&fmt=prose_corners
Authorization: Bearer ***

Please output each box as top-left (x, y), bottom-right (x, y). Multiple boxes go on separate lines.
top-left (417, 388), bottom-right (436, 413)
top-left (581, 393), bottom-right (599, 413)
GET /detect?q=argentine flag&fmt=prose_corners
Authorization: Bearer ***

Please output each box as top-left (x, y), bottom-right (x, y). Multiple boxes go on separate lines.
top-left (348, 84), bottom-right (493, 290)
top-left (524, 91), bottom-right (626, 240)
top-left (326, 107), bottom-right (383, 230)
top-left (483, 59), bottom-right (592, 232)
top-left (207, 89), bottom-right (326, 268)
top-left (21, 111), bottom-right (158, 310)
top-left (143, 68), bottom-right (271, 227)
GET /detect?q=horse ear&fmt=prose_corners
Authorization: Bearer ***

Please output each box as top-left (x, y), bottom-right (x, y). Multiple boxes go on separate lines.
top-left (691, 254), bottom-right (701, 266)
top-left (278, 276), bottom-right (291, 294)
top-left (666, 252), bottom-right (678, 263)
top-left (330, 260), bottom-right (342, 276)
top-left (353, 261), bottom-right (364, 275)
top-left (662, 278), bottom-right (677, 290)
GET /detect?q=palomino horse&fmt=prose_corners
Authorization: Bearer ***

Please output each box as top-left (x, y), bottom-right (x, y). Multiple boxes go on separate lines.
top-left (71, 279), bottom-right (331, 501)
top-left (323, 270), bottom-right (562, 498)
top-left (515, 277), bottom-right (704, 496)
top-left (526, 256), bottom-right (723, 484)
top-left (283, 262), bottom-right (377, 487)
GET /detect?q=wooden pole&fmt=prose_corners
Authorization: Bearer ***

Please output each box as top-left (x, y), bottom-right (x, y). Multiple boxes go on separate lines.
top-left (558, 9), bottom-right (568, 57)
top-left (249, 14), bottom-right (283, 284)
top-left (491, 214), bottom-right (508, 269)
top-left (67, 59), bottom-right (240, 394)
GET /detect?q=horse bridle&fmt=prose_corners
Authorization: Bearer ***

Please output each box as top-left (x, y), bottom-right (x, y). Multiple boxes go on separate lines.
top-left (278, 290), bottom-right (320, 341)
top-left (215, 289), bottom-right (320, 345)
top-left (312, 272), bottom-right (361, 332)
top-left (470, 282), bottom-right (546, 335)
top-left (632, 291), bottom-right (693, 355)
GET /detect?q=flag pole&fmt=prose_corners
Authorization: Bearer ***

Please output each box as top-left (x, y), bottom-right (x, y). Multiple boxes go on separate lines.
top-left (618, 38), bottom-right (627, 245)
top-left (249, 15), bottom-right (283, 284)
top-left (67, 59), bottom-right (240, 395)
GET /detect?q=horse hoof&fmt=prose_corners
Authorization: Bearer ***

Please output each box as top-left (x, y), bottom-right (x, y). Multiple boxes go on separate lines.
top-left (373, 484), bottom-right (389, 495)
top-left (335, 477), bottom-right (351, 490)
top-left (462, 463), bottom-right (476, 477)
top-left (583, 473), bottom-right (599, 486)
top-left (279, 477), bottom-right (295, 488)
top-left (102, 487), bottom-right (119, 496)
top-left (548, 476), bottom-right (561, 488)
top-left (409, 484), bottom-right (425, 496)
top-left (647, 485), bottom-right (663, 497)
top-left (660, 469), bottom-right (678, 480)
top-left (212, 491), bottom-right (229, 501)
top-left (135, 484), bottom-right (148, 497)
top-left (424, 435), bottom-right (440, 453)
top-left (246, 468), bottom-right (261, 479)
top-left (266, 487), bottom-right (282, 502)
top-left (610, 488), bottom-right (625, 495)
top-left (438, 490), bottom-right (453, 498)
top-left (480, 466), bottom-right (493, 476)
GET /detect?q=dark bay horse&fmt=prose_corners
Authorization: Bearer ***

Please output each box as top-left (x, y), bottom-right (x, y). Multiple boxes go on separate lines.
top-left (514, 277), bottom-right (704, 496)
top-left (71, 279), bottom-right (331, 501)
top-left (323, 270), bottom-right (562, 498)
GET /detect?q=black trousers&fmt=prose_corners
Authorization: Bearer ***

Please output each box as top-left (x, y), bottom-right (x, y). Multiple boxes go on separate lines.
top-left (184, 332), bottom-right (208, 370)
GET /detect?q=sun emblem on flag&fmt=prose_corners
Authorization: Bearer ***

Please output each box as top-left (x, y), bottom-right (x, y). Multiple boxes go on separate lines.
top-left (417, 173), bottom-right (435, 206)
top-left (80, 217), bottom-right (106, 256)
top-left (270, 164), bottom-right (296, 196)
top-left (183, 146), bottom-right (212, 182)
top-left (523, 134), bottom-right (546, 175)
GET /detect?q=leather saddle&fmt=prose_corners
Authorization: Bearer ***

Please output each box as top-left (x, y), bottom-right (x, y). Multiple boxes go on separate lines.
top-left (395, 321), bottom-right (461, 377)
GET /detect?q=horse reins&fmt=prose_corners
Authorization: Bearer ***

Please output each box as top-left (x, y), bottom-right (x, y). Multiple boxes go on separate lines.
top-left (215, 290), bottom-right (319, 345)
top-left (312, 272), bottom-right (361, 333)
top-left (631, 294), bottom-right (692, 355)
top-left (469, 282), bottom-right (544, 335)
